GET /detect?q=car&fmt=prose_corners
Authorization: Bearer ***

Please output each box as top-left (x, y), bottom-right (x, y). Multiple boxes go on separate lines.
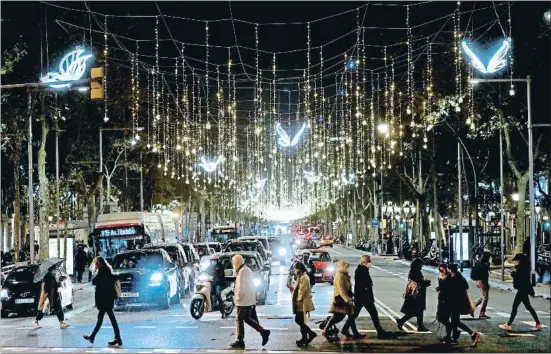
top-left (320, 235), bottom-right (334, 247)
top-left (1, 264), bottom-right (74, 318)
top-left (309, 249), bottom-right (336, 284)
top-left (212, 251), bottom-right (270, 305)
top-left (207, 242), bottom-right (222, 253)
top-left (143, 243), bottom-right (196, 296)
top-left (223, 240), bottom-right (271, 274)
top-left (180, 242), bottom-right (201, 276)
top-left (194, 243), bottom-right (214, 257)
top-left (112, 249), bottom-right (180, 309)
top-left (237, 236), bottom-right (272, 264)
top-left (268, 237), bottom-right (288, 265)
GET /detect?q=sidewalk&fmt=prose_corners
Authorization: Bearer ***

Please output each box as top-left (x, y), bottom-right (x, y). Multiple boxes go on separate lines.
top-left (394, 259), bottom-right (551, 300)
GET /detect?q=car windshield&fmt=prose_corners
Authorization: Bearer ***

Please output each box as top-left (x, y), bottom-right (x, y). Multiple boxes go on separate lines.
top-left (148, 246), bottom-right (178, 263)
top-left (113, 252), bottom-right (164, 270)
top-left (269, 239), bottom-right (281, 248)
top-left (6, 268), bottom-right (34, 283)
top-left (310, 252), bottom-right (331, 262)
top-left (195, 245), bottom-right (209, 257)
top-left (204, 258), bottom-right (233, 275)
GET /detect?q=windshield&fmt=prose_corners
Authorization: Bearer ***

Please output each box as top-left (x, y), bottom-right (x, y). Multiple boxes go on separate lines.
top-left (310, 252), bottom-right (331, 262)
top-left (6, 268), bottom-right (35, 283)
top-left (195, 245), bottom-right (210, 257)
top-left (203, 258), bottom-right (233, 275)
top-left (113, 252), bottom-right (164, 270)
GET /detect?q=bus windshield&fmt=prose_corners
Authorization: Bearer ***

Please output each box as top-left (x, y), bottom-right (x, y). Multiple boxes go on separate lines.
top-left (211, 227), bottom-right (239, 243)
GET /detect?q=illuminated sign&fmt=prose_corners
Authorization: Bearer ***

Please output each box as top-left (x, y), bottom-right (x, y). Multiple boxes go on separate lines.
top-left (99, 227), bottom-right (138, 238)
top-left (214, 228), bottom-right (237, 233)
top-left (40, 48), bottom-right (93, 88)
top-left (275, 122), bottom-right (306, 148)
top-left (461, 38), bottom-right (511, 74)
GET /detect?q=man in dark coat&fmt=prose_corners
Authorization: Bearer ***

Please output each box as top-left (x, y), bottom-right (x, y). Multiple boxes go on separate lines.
top-left (342, 255), bottom-right (391, 339)
top-left (74, 247), bottom-right (88, 283)
top-left (472, 251), bottom-right (491, 319)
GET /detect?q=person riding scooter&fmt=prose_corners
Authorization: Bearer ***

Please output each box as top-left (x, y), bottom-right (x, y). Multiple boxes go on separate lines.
top-left (212, 262), bottom-right (228, 315)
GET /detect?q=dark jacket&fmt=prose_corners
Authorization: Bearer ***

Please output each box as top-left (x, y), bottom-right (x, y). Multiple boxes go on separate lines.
top-left (38, 272), bottom-right (61, 310)
top-left (436, 276), bottom-right (453, 318)
top-left (400, 269), bottom-right (431, 316)
top-left (93, 267), bottom-right (117, 311)
top-left (512, 264), bottom-right (534, 295)
top-left (477, 261), bottom-right (490, 282)
top-left (354, 264), bottom-right (375, 304)
top-left (449, 272), bottom-right (471, 314)
top-left (75, 249), bottom-right (88, 271)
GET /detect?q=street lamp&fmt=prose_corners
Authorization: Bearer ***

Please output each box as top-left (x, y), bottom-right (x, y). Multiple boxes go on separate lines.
top-left (511, 192), bottom-right (520, 202)
top-left (377, 123), bottom-right (389, 135)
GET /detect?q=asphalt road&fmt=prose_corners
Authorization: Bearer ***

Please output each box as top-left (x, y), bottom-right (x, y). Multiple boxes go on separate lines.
top-left (1, 244), bottom-right (549, 353)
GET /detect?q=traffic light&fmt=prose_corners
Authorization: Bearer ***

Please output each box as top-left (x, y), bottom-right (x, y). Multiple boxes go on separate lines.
top-left (90, 67), bottom-right (104, 100)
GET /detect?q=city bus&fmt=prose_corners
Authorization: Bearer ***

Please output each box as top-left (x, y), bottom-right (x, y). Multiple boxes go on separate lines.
top-left (209, 226), bottom-right (239, 243)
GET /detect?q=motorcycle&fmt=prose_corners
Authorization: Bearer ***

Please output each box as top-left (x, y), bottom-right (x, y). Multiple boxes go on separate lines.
top-left (189, 273), bottom-right (234, 320)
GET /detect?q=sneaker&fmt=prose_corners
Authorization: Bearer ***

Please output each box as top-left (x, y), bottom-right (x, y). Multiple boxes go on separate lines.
top-left (440, 336), bottom-right (451, 344)
top-left (296, 339), bottom-right (307, 347)
top-left (531, 323), bottom-right (544, 332)
top-left (108, 339), bottom-right (122, 347)
top-left (471, 332), bottom-right (481, 346)
top-left (479, 314), bottom-right (491, 319)
top-left (229, 340), bottom-right (245, 348)
top-left (83, 335), bottom-right (94, 344)
top-left (33, 320), bottom-right (39, 328)
top-left (59, 322), bottom-right (69, 329)
top-left (261, 329), bottom-right (271, 346)
top-left (498, 323), bottom-right (512, 331)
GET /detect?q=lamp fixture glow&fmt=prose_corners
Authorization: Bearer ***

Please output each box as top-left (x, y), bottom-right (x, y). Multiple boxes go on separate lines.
top-left (511, 192), bottom-right (520, 201)
top-left (199, 156), bottom-right (223, 173)
top-left (40, 49), bottom-right (93, 88)
top-left (377, 123), bottom-right (390, 135)
top-left (461, 38), bottom-right (511, 74)
top-left (275, 122), bottom-right (306, 147)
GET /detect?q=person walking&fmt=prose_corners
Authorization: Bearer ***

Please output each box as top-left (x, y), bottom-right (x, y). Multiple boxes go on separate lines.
top-left (499, 253), bottom-right (544, 332)
top-left (342, 255), bottom-right (392, 339)
top-left (74, 247), bottom-right (88, 283)
top-left (472, 251), bottom-right (491, 319)
top-left (447, 263), bottom-right (481, 346)
top-left (397, 258), bottom-right (430, 332)
top-left (83, 256), bottom-right (122, 347)
top-left (230, 254), bottom-right (270, 349)
top-left (322, 260), bottom-right (358, 342)
top-left (436, 263), bottom-right (454, 343)
top-left (292, 262), bottom-right (317, 346)
top-left (34, 270), bottom-right (69, 329)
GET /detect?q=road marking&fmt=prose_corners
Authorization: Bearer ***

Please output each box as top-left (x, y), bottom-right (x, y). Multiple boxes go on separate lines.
top-left (135, 325), bottom-right (156, 329)
top-left (521, 321), bottom-right (548, 328)
top-left (374, 297), bottom-right (422, 332)
top-left (176, 326), bottom-right (198, 329)
top-left (494, 312), bottom-right (511, 318)
top-left (486, 306), bottom-right (495, 310)
top-left (505, 333), bottom-right (536, 337)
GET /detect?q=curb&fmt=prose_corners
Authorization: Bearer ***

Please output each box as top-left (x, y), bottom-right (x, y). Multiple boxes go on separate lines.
top-left (393, 259), bottom-right (551, 300)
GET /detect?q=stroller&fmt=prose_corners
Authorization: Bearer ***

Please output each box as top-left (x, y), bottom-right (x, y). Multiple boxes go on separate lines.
top-left (316, 315), bottom-right (340, 342)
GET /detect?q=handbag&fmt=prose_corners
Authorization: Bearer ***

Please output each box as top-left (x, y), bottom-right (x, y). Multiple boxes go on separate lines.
top-left (403, 279), bottom-right (420, 299)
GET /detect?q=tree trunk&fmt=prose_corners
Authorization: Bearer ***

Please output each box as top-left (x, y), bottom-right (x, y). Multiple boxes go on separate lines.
top-left (13, 140), bottom-right (21, 261)
top-left (106, 178), bottom-right (111, 208)
top-left (38, 116), bottom-right (49, 261)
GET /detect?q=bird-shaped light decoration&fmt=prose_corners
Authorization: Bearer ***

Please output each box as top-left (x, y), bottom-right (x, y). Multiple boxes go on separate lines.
top-left (252, 178), bottom-right (267, 189)
top-left (303, 171), bottom-right (321, 183)
top-left (340, 172), bottom-right (355, 185)
top-left (199, 156), bottom-right (223, 173)
top-left (275, 122), bottom-right (307, 147)
top-left (461, 38), bottom-right (511, 74)
top-left (40, 49), bottom-right (93, 88)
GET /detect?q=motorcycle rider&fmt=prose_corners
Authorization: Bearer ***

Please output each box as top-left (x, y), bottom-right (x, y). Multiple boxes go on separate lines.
top-left (211, 262), bottom-right (228, 316)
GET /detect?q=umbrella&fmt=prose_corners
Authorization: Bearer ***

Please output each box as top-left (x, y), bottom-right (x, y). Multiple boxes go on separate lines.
top-left (33, 258), bottom-right (65, 283)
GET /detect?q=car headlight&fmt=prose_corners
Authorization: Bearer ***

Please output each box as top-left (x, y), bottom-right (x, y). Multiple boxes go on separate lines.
top-left (149, 272), bottom-right (164, 286)
top-left (0, 289), bottom-right (8, 299)
top-left (198, 274), bottom-right (213, 282)
top-left (294, 240), bottom-right (300, 245)
top-left (253, 278), bottom-right (262, 288)
top-left (326, 265), bottom-right (335, 272)
top-left (278, 248), bottom-right (287, 256)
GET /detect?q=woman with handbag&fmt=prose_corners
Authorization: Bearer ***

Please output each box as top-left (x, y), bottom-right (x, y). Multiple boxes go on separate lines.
top-left (292, 262), bottom-right (317, 346)
top-left (83, 256), bottom-right (123, 347)
top-left (322, 260), bottom-right (358, 342)
top-left (397, 258), bottom-right (430, 332)
top-left (33, 270), bottom-right (69, 329)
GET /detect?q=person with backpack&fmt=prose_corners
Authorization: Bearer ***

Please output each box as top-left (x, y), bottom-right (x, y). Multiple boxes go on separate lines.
top-left (471, 251), bottom-right (491, 319)
top-left (83, 256), bottom-right (123, 347)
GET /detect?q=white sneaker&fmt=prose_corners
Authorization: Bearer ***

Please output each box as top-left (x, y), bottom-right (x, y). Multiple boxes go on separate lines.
top-left (33, 320), bottom-right (39, 328)
top-left (59, 322), bottom-right (69, 329)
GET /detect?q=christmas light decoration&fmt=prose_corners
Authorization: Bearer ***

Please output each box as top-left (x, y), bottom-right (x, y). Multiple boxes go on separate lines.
top-left (199, 156), bottom-right (223, 173)
top-left (40, 48), bottom-right (92, 88)
top-left (461, 38), bottom-right (511, 74)
top-left (275, 122), bottom-right (307, 148)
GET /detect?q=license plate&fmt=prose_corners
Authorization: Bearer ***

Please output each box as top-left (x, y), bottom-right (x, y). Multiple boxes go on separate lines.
top-left (315, 274), bottom-right (323, 277)
top-left (121, 292), bottom-right (139, 298)
top-left (15, 298), bottom-right (34, 304)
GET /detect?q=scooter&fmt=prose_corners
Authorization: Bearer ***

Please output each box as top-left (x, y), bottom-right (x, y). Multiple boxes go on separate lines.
top-left (189, 274), bottom-right (234, 320)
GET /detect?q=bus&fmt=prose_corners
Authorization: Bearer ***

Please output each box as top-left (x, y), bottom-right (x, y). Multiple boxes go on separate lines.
top-left (210, 226), bottom-right (239, 243)
top-left (91, 212), bottom-right (177, 260)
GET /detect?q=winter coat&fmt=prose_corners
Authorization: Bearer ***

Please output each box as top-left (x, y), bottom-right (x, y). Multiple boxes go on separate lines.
top-left (512, 264), bottom-right (535, 295)
top-left (74, 249), bottom-right (88, 271)
top-left (329, 270), bottom-right (354, 315)
top-left (93, 267), bottom-right (117, 311)
top-left (436, 276), bottom-right (453, 318)
top-left (400, 269), bottom-right (430, 316)
top-left (292, 273), bottom-right (315, 314)
top-left (354, 264), bottom-right (375, 304)
top-left (38, 272), bottom-right (60, 311)
top-left (234, 265), bottom-right (256, 307)
top-left (448, 273), bottom-right (471, 314)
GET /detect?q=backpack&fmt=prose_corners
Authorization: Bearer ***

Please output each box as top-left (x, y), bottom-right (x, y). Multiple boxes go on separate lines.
top-left (470, 262), bottom-right (482, 281)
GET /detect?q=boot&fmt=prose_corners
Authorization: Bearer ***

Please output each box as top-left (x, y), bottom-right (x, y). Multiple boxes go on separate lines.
top-left (83, 335), bottom-right (94, 344)
top-left (108, 338), bottom-right (122, 347)
top-left (230, 340), bottom-right (245, 348)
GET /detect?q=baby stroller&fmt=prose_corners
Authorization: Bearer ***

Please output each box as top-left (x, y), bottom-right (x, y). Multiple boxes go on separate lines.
top-left (316, 315), bottom-right (340, 342)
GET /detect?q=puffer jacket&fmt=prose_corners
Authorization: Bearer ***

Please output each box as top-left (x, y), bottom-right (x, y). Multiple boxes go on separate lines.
top-left (328, 270), bottom-right (354, 315)
top-left (292, 273), bottom-right (315, 314)
top-left (234, 265), bottom-right (256, 307)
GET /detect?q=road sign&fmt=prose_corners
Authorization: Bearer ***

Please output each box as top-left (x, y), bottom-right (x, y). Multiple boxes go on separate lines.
top-left (371, 218), bottom-right (379, 228)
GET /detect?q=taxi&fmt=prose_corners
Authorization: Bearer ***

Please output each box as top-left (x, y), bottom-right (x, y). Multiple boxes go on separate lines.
top-left (309, 249), bottom-right (336, 284)
top-left (320, 235), bottom-right (334, 247)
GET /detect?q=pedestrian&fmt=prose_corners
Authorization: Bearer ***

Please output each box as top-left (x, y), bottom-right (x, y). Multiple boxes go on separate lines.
top-left (322, 260), bottom-right (357, 342)
top-left (435, 263), bottom-right (454, 343)
top-left (34, 269), bottom-right (69, 329)
top-left (499, 253), bottom-right (544, 332)
top-left (74, 247), bottom-right (88, 283)
top-left (342, 255), bottom-right (392, 339)
top-left (230, 254), bottom-right (270, 349)
top-left (397, 258), bottom-right (430, 332)
top-left (83, 256), bottom-right (122, 347)
top-left (447, 263), bottom-right (481, 346)
top-left (87, 248), bottom-right (94, 282)
top-left (471, 251), bottom-right (491, 319)
top-left (292, 262), bottom-right (317, 346)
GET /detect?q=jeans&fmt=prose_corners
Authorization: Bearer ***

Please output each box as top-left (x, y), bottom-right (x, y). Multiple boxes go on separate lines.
top-left (507, 291), bottom-right (540, 325)
top-left (342, 301), bottom-right (384, 333)
top-left (36, 301), bottom-right (64, 322)
top-left (236, 306), bottom-right (264, 341)
top-left (91, 309), bottom-right (121, 340)
top-left (450, 312), bottom-right (473, 338)
top-left (474, 280), bottom-right (490, 315)
top-left (76, 269), bottom-right (84, 283)
top-left (295, 312), bottom-right (313, 340)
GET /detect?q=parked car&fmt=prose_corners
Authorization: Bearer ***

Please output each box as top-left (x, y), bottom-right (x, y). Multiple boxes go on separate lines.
top-left (143, 243), bottom-right (195, 296)
top-left (237, 236), bottom-right (272, 264)
top-left (180, 242), bottom-right (201, 278)
top-left (194, 243), bottom-right (214, 257)
top-left (1, 264), bottom-right (74, 318)
top-left (207, 242), bottom-right (222, 253)
top-left (268, 236), bottom-right (288, 265)
top-left (223, 240), bottom-right (271, 274)
top-left (112, 249), bottom-right (180, 309)
top-left (309, 249), bottom-right (336, 284)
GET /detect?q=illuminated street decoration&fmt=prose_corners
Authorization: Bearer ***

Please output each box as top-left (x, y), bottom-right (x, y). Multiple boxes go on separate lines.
top-left (303, 170), bottom-right (321, 183)
top-left (340, 172), bottom-right (355, 185)
top-left (40, 49), bottom-right (93, 88)
top-left (461, 38), bottom-right (511, 74)
top-left (199, 156), bottom-right (223, 172)
top-left (252, 178), bottom-right (267, 189)
top-left (275, 122), bottom-right (307, 147)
